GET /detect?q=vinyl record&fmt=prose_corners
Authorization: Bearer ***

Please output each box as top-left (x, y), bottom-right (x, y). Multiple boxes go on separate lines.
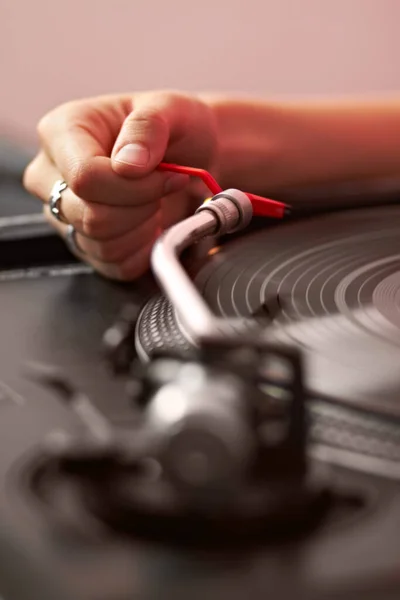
top-left (136, 206), bottom-right (400, 416)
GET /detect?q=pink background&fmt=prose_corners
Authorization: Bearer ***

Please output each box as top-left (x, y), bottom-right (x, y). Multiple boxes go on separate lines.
top-left (1, 0), bottom-right (399, 143)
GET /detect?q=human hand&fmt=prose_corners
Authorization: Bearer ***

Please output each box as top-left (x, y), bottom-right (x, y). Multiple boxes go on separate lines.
top-left (23, 91), bottom-right (219, 280)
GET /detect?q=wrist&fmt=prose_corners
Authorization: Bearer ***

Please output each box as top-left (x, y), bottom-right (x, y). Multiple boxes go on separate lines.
top-left (200, 95), bottom-right (291, 193)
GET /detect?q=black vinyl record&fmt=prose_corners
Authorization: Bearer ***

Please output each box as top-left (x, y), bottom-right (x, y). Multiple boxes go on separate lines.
top-left (137, 206), bottom-right (400, 416)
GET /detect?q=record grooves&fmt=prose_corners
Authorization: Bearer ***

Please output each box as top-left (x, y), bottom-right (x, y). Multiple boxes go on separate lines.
top-left (137, 206), bottom-right (400, 417)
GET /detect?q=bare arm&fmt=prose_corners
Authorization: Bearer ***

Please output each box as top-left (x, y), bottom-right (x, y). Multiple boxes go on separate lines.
top-left (204, 95), bottom-right (400, 193)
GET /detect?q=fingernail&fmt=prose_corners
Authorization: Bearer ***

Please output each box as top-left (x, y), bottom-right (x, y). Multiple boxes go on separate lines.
top-left (164, 173), bottom-right (190, 195)
top-left (114, 143), bottom-right (149, 167)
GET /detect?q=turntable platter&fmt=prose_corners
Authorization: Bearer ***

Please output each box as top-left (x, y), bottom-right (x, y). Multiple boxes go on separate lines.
top-left (136, 206), bottom-right (400, 416)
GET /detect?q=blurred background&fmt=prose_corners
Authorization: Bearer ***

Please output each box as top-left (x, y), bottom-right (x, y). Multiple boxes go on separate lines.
top-left (0, 0), bottom-right (399, 211)
top-left (1, 0), bottom-right (400, 140)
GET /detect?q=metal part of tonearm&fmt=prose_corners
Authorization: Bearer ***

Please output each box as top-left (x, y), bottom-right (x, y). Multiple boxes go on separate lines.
top-left (150, 189), bottom-right (256, 343)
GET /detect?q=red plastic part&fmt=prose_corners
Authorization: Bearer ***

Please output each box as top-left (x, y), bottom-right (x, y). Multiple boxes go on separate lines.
top-left (159, 162), bottom-right (289, 219)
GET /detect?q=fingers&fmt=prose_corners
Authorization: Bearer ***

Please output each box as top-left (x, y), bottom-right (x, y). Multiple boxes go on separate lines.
top-left (28, 149), bottom-right (185, 208)
top-left (43, 204), bottom-right (159, 281)
top-left (23, 91), bottom-right (215, 283)
top-left (35, 97), bottom-right (189, 206)
top-left (23, 152), bottom-right (164, 240)
top-left (26, 146), bottom-right (163, 280)
top-left (72, 213), bottom-right (160, 264)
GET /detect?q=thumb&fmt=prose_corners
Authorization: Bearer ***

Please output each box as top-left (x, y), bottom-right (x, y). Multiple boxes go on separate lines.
top-left (111, 102), bottom-right (171, 177)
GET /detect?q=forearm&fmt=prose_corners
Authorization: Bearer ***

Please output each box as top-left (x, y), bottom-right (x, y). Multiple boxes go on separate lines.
top-left (204, 95), bottom-right (400, 193)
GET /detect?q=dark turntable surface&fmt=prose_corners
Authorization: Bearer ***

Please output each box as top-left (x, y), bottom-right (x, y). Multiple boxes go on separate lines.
top-left (137, 205), bottom-right (400, 416)
top-left (0, 204), bottom-right (400, 600)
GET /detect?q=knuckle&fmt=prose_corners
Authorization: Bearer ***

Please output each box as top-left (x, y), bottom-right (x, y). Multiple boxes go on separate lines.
top-left (37, 100), bottom-right (82, 140)
top-left (96, 215), bottom-right (157, 263)
top-left (81, 202), bottom-right (111, 239)
top-left (96, 240), bottom-right (125, 263)
top-left (131, 109), bottom-right (168, 139)
top-left (117, 264), bottom-right (137, 282)
top-left (118, 253), bottom-right (150, 282)
top-left (66, 158), bottom-right (94, 199)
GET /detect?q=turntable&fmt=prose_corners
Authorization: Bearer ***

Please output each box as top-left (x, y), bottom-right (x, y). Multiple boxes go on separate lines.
top-left (0, 178), bottom-right (399, 600)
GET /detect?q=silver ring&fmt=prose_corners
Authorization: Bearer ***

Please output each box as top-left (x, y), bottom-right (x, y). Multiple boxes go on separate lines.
top-left (49, 179), bottom-right (68, 223)
top-left (66, 225), bottom-right (85, 256)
